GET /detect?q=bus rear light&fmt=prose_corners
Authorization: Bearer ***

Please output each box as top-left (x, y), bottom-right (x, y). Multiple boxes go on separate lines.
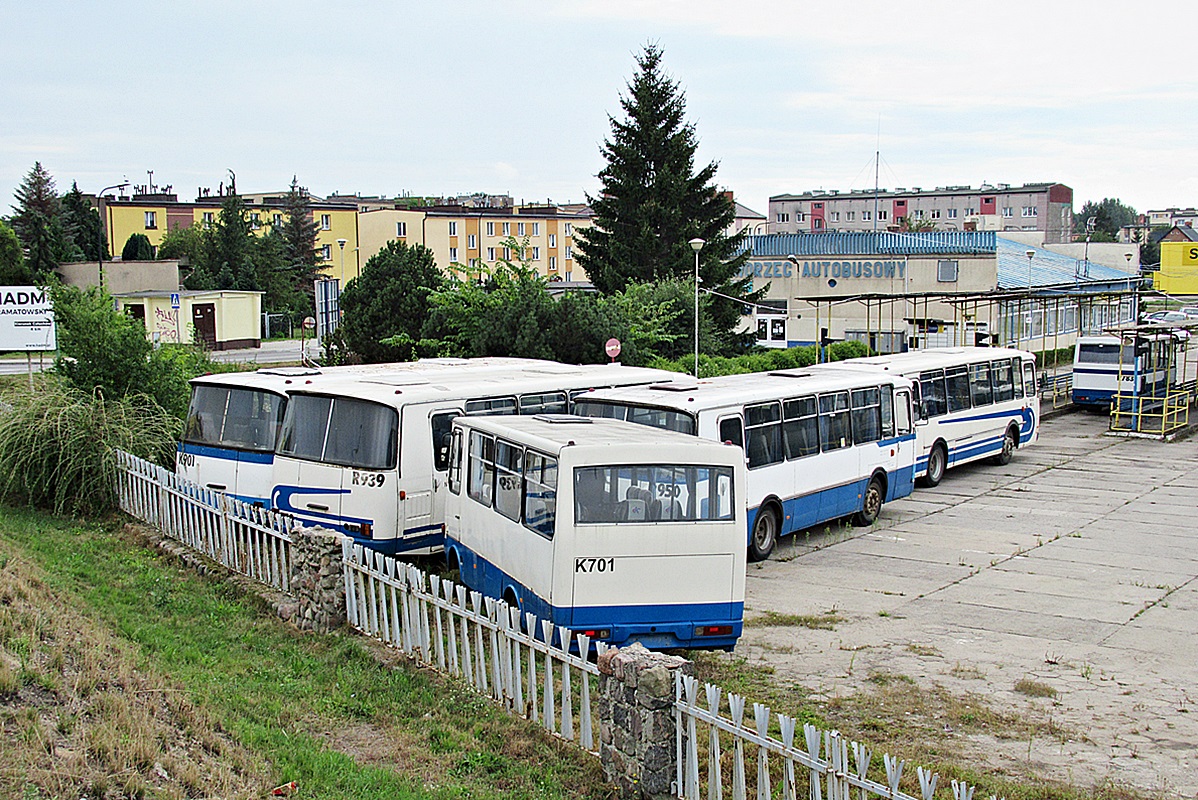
top-left (694, 625), bottom-right (733, 637)
top-left (399, 490), bottom-right (406, 500)
top-left (360, 523), bottom-right (373, 539)
top-left (580, 629), bottom-right (611, 639)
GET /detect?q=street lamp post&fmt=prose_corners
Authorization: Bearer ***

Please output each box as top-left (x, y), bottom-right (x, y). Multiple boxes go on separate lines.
top-left (689, 238), bottom-right (705, 378)
top-left (95, 181), bottom-right (130, 287)
top-left (1025, 250), bottom-right (1035, 347)
top-left (336, 238), bottom-right (348, 285)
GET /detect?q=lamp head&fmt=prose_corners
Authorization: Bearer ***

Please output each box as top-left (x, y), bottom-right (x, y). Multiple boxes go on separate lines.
top-left (337, 238), bottom-right (348, 249)
top-left (689, 238), bottom-right (705, 252)
top-left (1025, 250), bottom-right (1035, 260)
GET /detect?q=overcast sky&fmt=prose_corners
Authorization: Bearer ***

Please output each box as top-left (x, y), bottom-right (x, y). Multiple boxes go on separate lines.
top-left (4, 1), bottom-right (1193, 219)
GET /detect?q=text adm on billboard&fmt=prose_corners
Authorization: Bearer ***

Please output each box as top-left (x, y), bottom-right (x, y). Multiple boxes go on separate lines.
top-left (0, 287), bottom-right (57, 352)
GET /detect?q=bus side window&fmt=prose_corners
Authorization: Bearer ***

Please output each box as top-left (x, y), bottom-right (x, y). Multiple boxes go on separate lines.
top-left (718, 416), bottom-right (744, 448)
top-left (467, 432), bottom-right (496, 507)
top-left (894, 389), bottom-right (912, 435)
top-left (879, 387), bottom-right (894, 439)
top-left (744, 402), bottom-right (783, 468)
top-left (909, 379), bottom-right (926, 423)
top-left (1022, 361), bottom-right (1036, 397)
top-left (447, 429), bottom-right (463, 495)
top-left (431, 411), bottom-right (461, 472)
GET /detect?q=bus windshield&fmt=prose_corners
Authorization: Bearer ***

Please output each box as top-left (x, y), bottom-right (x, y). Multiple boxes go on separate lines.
top-left (572, 400), bottom-right (697, 435)
top-left (574, 464), bottom-right (734, 523)
top-left (183, 385), bottom-right (285, 452)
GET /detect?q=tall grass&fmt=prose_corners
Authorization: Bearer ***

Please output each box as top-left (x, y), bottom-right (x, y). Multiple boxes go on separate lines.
top-left (0, 382), bottom-right (180, 516)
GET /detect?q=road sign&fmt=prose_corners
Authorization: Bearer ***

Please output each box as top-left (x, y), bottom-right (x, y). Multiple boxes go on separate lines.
top-left (605, 337), bottom-right (622, 360)
top-left (302, 316), bottom-right (316, 331)
top-left (170, 292), bottom-right (180, 309)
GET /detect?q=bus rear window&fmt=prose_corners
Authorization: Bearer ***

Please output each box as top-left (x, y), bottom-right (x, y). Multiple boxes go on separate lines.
top-left (574, 465), bottom-right (734, 524)
top-left (1077, 343), bottom-right (1126, 364)
top-left (572, 400), bottom-right (697, 435)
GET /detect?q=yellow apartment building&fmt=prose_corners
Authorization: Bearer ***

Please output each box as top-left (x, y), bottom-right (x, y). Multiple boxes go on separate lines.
top-left (1155, 241), bottom-right (1198, 295)
top-left (357, 205), bottom-right (593, 282)
top-left (99, 189), bottom-right (359, 279)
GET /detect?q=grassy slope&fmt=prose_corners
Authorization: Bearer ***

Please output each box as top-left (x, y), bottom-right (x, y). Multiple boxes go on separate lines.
top-left (0, 508), bottom-right (609, 800)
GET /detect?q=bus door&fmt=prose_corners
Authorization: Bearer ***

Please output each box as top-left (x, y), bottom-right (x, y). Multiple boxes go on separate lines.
top-left (890, 387), bottom-right (915, 497)
top-left (814, 391), bottom-right (858, 520)
top-left (423, 406), bottom-right (464, 545)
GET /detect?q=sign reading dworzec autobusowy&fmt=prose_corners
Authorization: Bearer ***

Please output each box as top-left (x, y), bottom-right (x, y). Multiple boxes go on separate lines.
top-left (0, 286), bottom-right (56, 351)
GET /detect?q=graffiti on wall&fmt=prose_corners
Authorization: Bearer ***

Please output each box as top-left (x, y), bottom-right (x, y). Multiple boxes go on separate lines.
top-left (153, 307), bottom-right (180, 343)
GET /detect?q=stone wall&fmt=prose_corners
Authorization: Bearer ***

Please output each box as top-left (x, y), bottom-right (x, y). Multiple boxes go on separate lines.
top-left (288, 527), bottom-right (347, 633)
top-left (597, 643), bottom-right (693, 800)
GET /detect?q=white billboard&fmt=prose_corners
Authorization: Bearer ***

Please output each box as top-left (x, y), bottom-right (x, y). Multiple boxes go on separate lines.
top-left (0, 286), bottom-right (56, 351)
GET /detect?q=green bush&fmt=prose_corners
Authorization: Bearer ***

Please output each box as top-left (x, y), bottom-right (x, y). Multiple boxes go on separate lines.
top-left (0, 383), bottom-right (180, 516)
top-left (647, 341), bottom-right (871, 378)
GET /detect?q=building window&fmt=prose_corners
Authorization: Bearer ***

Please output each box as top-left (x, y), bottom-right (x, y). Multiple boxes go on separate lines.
top-left (930, 209), bottom-right (941, 220)
top-left (913, 209), bottom-right (924, 219)
top-left (564, 246), bottom-right (573, 260)
top-left (532, 222), bottom-right (540, 236)
top-left (563, 223), bottom-right (572, 236)
top-left (549, 256), bottom-right (557, 270)
top-left (468, 234), bottom-right (477, 249)
top-left (449, 247), bottom-right (458, 262)
top-left (502, 222), bottom-right (511, 235)
top-left (272, 213), bottom-right (282, 226)
top-left (486, 221), bottom-right (495, 236)
top-left (449, 221), bottom-right (458, 236)
top-left (846, 211), bottom-right (855, 221)
top-left (549, 233), bottom-right (557, 247)
top-left (965, 207), bottom-right (976, 216)
top-left (321, 214), bottom-right (331, 230)
top-left (1022, 206), bottom-right (1038, 217)
top-left (1001, 207), bottom-right (1013, 218)
top-left (878, 210), bottom-right (888, 220)
top-left (396, 221), bottom-right (407, 237)
top-left (144, 211), bottom-right (157, 229)
top-left (250, 212), bottom-right (261, 229)
top-left (321, 244), bottom-right (331, 261)
top-left (830, 212), bottom-right (839, 222)
top-left (517, 222), bottom-right (525, 236)
top-left (813, 218), bottom-right (823, 230)
top-left (937, 260), bottom-right (959, 282)
top-left (947, 208), bottom-right (958, 219)
top-left (531, 246), bottom-right (540, 260)
top-left (862, 211), bottom-right (872, 221)
top-left (776, 212), bottom-right (790, 223)
top-left (503, 247), bottom-right (511, 260)
top-left (202, 211), bottom-right (214, 226)
top-left (565, 271), bottom-right (573, 281)
top-left (487, 247), bottom-right (495, 261)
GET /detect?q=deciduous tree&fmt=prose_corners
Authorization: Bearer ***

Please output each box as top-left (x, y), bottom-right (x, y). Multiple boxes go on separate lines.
top-left (340, 240), bottom-right (446, 362)
top-left (121, 233), bottom-right (154, 261)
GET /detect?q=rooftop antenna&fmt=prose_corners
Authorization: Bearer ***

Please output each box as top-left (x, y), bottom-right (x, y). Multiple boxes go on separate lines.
top-left (873, 115), bottom-right (881, 232)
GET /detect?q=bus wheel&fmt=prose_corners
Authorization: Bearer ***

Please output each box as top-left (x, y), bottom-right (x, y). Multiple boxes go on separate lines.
top-left (922, 442), bottom-right (947, 487)
top-left (992, 426), bottom-right (1018, 466)
top-left (748, 506), bottom-right (779, 562)
top-left (854, 475), bottom-right (884, 526)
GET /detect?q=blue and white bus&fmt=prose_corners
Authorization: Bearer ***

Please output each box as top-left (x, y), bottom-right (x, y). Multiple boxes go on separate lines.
top-left (572, 368), bottom-right (917, 561)
top-left (824, 347), bottom-right (1039, 486)
top-left (442, 414), bottom-right (746, 651)
top-left (1072, 334), bottom-right (1180, 410)
top-left (270, 363), bottom-right (682, 554)
top-left (177, 358), bottom-right (567, 507)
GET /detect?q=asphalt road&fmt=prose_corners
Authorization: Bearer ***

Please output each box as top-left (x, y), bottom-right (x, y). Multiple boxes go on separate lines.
top-left (740, 409), bottom-right (1198, 794)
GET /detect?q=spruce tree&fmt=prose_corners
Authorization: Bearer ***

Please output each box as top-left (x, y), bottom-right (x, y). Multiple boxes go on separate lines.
top-left (575, 44), bottom-right (758, 355)
top-left (10, 162), bottom-right (72, 279)
top-left (279, 175), bottom-right (322, 297)
top-left (61, 181), bottom-right (106, 261)
top-left (213, 171), bottom-right (254, 288)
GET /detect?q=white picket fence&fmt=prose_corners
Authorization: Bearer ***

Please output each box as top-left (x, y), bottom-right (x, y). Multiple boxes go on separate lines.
top-left (675, 673), bottom-right (993, 800)
top-left (114, 450), bottom-right (295, 592)
top-left (342, 541), bottom-right (603, 753)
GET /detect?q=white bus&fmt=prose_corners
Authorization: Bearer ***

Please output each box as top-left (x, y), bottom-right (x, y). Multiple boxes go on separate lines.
top-left (572, 368), bottom-right (917, 561)
top-left (178, 358), bottom-right (568, 507)
top-left (825, 347), bottom-right (1039, 486)
top-left (270, 363), bottom-right (682, 554)
top-left (1072, 334), bottom-right (1180, 410)
top-left (442, 414), bottom-right (746, 651)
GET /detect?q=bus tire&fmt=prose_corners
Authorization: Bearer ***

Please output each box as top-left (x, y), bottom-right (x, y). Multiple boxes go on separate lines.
top-left (748, 505), bottom-right (779, 562)
top-left (854, 474), bottom-right (885, 526)
top-left (992, 426), bottom-right (1018, 466)
top-left (922, 442), bottom-right (948, 487)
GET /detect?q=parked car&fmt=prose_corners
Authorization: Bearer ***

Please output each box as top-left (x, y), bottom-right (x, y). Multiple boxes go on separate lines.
top-left (1146, 310), bottom-right (1189, 324)
top-left (1178, 306), bottom-right (1198, 320)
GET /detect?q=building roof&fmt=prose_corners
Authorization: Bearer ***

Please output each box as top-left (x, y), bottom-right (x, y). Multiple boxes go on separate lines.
top-left (771, 182), bottom-right (1069, 202)
top-left (733, 202), bottom-right (765, 220)
top-left (996, 237), bottom-right (1139, 293)
top-left (745, 231), bottom-right (997, 257)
